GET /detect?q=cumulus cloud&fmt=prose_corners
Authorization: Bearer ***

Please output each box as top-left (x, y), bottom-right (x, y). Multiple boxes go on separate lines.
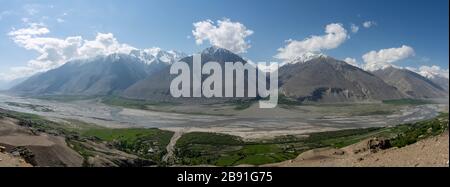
top-left (362, 45), bottom-right (415, 71)
top-left (8, 22), bottom-right (49, 36)
top-left (344, 57), bottom-right (359, 67)
top-left (192, 18), bottom-right (253, 54)
top-left (363, 21), bottom-right (376, 28)
top-left (350, 24), bottom-right (359, 33)
top-left (2, 23), bottom-right (136, 81)
top-left (77, 33), bottom-right (135, 58)
top-left (413, 65), bottom-right (449, 79)
top-left (275, 23), bottom-right (348, 62)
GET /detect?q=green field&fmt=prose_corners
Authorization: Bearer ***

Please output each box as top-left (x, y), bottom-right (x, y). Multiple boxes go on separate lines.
top-left (81, 128), bottom-right (173, 161)
top-left (389, 113), bottom-right (449, 147)
top-left (174, 128), bottom-right (384, 166)
top-left (175, 134), bottom-right (297, 166)
top-left (277, 94), bottom-right (303, 106)
top-left (382, 98), bottom-right (434, 105)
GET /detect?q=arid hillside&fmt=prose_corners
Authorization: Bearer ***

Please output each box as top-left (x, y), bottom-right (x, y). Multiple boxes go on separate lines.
top-left (265, 131), bottom-right (449, 167)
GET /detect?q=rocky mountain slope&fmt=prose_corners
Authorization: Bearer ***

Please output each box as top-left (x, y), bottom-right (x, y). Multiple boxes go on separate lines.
top-left (278, 57), bottom-right (404, 102)
top-left (373, 67), bottom-right (448, 99)
top-left (430, 76), bottom-right (449, 92)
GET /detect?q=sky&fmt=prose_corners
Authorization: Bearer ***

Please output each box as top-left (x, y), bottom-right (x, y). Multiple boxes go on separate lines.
top-left (0, 0), bottom-right (449, 81)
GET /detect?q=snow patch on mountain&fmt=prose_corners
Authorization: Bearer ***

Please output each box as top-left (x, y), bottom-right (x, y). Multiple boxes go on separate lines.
top-left (130, 48), bottom-right (186, 65)
top-left (286, 52), bottom-right (327, 64)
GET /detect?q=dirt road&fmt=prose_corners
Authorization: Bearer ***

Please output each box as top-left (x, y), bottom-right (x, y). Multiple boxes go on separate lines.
top-left (162, 129), bottom-right (186, 163)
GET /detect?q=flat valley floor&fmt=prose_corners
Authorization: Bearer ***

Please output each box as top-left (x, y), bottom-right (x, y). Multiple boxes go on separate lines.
top-left (0, 94), bottom-right (447, 140)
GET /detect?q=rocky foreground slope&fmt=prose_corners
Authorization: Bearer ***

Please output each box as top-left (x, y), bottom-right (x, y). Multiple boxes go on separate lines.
top-left (0, 109), bottom-right (158, 167)
top-left (0, 150), bottom-right (32, 167)
top-left (265, 132), bottom-right (449, 167)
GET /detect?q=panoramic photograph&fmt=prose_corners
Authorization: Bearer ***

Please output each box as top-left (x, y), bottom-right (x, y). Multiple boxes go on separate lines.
top-left (0, 0), bottom-right (448, 174)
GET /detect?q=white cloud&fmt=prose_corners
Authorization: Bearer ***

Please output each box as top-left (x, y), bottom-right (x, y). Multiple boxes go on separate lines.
top-left (2, 23), bottom-right (136, 81)
top-left (344, 57), bottom-right (359, 67)
top-left (78, 33), bottom-right (136, 58)
top-left (405, 66), bottom-right (418, 72)
top-left (363, 21), bottom-right (376, 28)
top-left (362, 45), bottom-right (415, 71)
top-left (350, 23), bottom-right (359, 33)
top-left (8, 23), bottom-right (49, 36)
top-left (56, 18), bottom-right (65, 23)
top-left (192, 18), bottom-right (253, 54)
top-left (415, 65), bottom-right (449, 79)
top-left (275, 23), bottom-right (348, 62)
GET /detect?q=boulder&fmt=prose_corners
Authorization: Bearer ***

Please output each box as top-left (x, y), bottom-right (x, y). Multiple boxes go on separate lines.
top-left (10, 146), bottom-right (36, 166)
top-left (367, 137), bottom-right (391, 153)
top-left (0, 146), bottom-right (6, 153)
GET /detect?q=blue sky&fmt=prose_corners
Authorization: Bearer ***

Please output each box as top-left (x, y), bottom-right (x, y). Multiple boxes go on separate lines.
top-left (0, 0), bottom-right (448, 81)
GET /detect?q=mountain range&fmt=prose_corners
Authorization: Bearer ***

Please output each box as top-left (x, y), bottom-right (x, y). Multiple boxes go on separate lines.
top-left (0, 77), bottom-right (27, 91)
top-left (9, 47), bottom-right (449, 103)
top-left (11, 49), bottom-right (185, 96)
top-left (430, 76), bottom-right (449, 92)
top-left (373, 67), bottom-right (447, 99)
top-left (122, 47), bottom-right (257, 103)
top-left (278, 57), bottom-right (405, 102)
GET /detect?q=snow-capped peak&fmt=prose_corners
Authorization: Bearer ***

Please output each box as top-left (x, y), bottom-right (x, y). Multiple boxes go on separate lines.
top-left (201, 46), bottom-right (234, 56)
top-left (287, 52), bottom-right (327, 64)
top-left (130, 48), bottom-right (186, 65)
